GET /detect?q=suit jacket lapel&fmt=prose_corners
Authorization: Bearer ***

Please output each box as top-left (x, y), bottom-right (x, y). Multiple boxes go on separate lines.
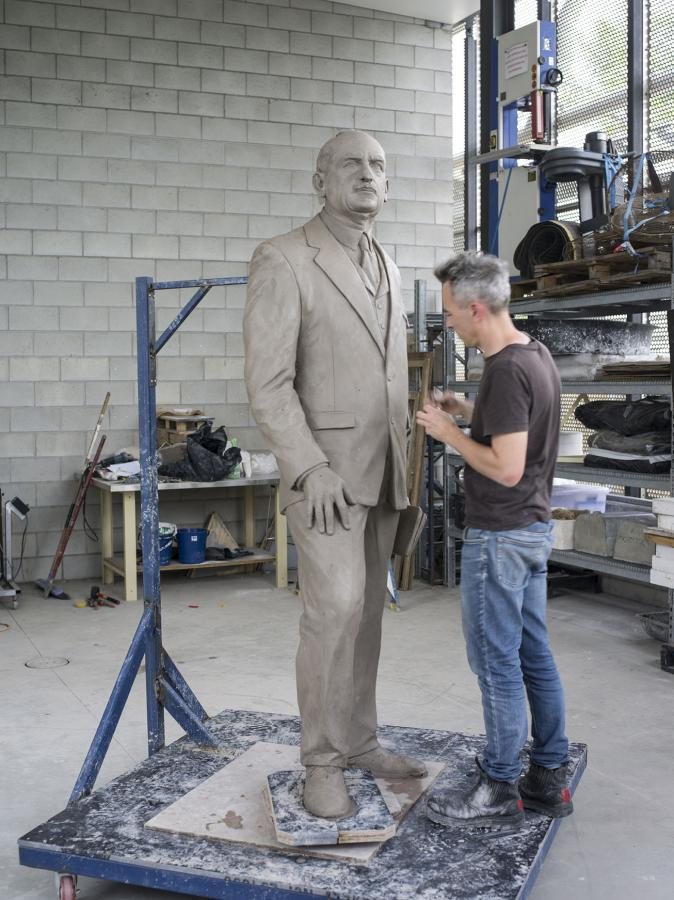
top-left (305, 215), bottom-right (386, 357)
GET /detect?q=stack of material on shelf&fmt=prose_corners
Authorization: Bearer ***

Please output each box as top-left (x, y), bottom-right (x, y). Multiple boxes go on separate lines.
top-left (598, 358), bottom-right (671, 380)
top-left (557, 430), bottom-right (584, 460)
top-left (575, 398), bottom-right (671, 473)
top-left (573, 508), bottom-right (656, 564)
top-left (158, 422), bottom-right (242, 481)
top-left (551, 508), bottom-right (583, 550)
top-left (645, 498), bottom-right (674, 588)
top-left (466, 318), bottom-right (655, 381)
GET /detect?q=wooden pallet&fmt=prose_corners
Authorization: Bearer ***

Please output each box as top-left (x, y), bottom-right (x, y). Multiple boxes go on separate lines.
top-left (156, 412), bottom-right (212, 445)
top-left (156, 413), bottom-right (211, 434)
top-left (533, 247), bottom-right (671, 298)
top-left (512, 247), bottom-right (672, 300)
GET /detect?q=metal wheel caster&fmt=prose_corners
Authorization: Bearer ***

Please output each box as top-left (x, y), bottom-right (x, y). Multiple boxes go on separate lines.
top-left (56, 873), bottom-right (77, 900)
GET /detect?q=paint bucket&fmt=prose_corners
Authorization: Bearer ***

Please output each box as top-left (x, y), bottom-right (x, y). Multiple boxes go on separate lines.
top-left (177, 527), bottom-right (207, 564)
top-left (158, 522), bottom-right (177, 566)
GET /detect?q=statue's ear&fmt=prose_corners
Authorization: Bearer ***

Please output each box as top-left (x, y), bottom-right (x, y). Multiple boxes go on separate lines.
top-left (312, 172), bottom-right (324, 196)
top-left (383, 177), bottom-right (389, 203)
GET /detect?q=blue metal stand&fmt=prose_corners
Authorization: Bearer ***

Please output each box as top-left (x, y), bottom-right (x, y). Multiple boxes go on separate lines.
top-left (70, 275), bottom-right (247, 803)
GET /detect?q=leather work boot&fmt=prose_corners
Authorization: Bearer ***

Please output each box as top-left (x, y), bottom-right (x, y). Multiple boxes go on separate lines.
top-left (519, 762), bottom-right (574, 818)
top-left (426, 761), bottom-right (525, 836)
top-left (347, 746), bottom-right (428, 779)
top-left (303, 766), bottom-right (356, 819)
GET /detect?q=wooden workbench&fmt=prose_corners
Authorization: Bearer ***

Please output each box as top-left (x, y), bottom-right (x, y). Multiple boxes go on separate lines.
top-left (93, 474), bottom-right (288, 602)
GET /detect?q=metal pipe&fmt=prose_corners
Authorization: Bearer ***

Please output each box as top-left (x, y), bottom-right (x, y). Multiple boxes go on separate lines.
top-left (135, 276), bottom-right (165, 755)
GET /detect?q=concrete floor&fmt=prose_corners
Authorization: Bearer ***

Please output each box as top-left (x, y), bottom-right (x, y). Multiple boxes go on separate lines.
top-left (1, 571), bottom-right (673, 900)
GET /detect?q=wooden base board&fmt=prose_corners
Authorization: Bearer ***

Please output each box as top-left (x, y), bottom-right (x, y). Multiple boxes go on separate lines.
top-left (267, 768), bottom-right (396, 847)
top-left (145, 741), bottom-right (445, 864)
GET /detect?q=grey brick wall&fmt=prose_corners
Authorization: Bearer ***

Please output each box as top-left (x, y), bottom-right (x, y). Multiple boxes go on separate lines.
top-left (0, 0), bottom-right (452, 583)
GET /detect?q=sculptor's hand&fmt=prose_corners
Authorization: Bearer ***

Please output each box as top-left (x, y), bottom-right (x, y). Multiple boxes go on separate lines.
top-left (428, 388), bottom-right (474, 423)
top-left (416, 403), bottom-right (461, 446)
top-left (429, 388), bottom-right (463, 416)
top-left (302, 467), bottom-right (354, 535)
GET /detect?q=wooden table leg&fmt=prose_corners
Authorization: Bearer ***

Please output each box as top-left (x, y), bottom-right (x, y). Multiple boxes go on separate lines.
top-left (274, 486), bottom-right (288, 589)
top-left (99, 490), bottom-right (114, 586)
top-left (244, 485), bottom-right (255, 549)
top-left (122, 491), bottom-right (138, 602)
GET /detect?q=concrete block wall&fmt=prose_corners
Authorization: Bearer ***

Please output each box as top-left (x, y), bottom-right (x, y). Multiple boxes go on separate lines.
top-left (0, 0), bottom-right (452, 582)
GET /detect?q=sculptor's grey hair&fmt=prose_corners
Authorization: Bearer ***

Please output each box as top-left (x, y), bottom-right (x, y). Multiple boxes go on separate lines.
top-left (434, 251), bottom-right (511, 312)
top-left (315, 130), bottom-right (384, 177)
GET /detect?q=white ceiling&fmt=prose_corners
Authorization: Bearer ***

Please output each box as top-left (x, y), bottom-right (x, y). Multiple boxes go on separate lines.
top-left (344, 0), bottom-right (479, 26)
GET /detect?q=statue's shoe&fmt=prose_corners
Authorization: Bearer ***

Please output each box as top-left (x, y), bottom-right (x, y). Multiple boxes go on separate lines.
top-left (303, 765), bottom-right (356, 819)
top-left (347, 746), bottom-right (428, 779)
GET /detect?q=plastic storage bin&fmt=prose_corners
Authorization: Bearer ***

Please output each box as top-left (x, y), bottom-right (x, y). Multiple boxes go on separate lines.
top-left (177, 527), bottom-right (207, 564)
top-left (551, 480), bottom-right (611, 513)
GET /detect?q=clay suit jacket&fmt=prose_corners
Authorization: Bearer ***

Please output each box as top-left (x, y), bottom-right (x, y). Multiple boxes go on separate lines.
top-left (244, 213), bottom-right (409, 513)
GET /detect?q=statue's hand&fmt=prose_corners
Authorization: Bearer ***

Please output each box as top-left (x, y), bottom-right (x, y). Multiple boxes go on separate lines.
top-left (302, 467), bottom-right (354, 534)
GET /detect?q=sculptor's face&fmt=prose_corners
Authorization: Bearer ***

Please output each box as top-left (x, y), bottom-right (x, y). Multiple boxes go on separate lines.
top-left (317, 134), bottom-right (388, 221)
top-left (442, 283), bottom-right (479, 347)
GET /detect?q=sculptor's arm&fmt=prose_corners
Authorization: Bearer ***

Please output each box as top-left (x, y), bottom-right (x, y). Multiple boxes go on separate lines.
top-left (244, 242), bottom-right (353, 533)
top-left (416, 404), bottom-right (527, 488)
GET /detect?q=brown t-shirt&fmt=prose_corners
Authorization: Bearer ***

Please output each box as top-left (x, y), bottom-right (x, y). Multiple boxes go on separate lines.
top-left (464, 338), bottom-right (560, 531)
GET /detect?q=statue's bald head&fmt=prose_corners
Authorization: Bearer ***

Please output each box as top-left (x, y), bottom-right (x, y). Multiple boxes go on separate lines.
top-left (315, 130), bottom-right (386, 180)
top-left (313, 130), bottom-right (388, 224)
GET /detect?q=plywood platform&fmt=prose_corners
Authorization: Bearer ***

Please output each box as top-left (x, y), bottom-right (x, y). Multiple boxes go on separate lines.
top-left (18, 709), bottom-right (587, 899)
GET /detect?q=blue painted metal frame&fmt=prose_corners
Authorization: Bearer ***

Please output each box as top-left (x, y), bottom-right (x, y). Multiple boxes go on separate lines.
top-left (70, 275), bottom-right (248, 803)
top-left (20, 846), bottom-right (319, 899)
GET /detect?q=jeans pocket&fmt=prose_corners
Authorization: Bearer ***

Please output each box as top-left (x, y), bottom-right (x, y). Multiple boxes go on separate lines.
top-left (496, 532), bottom-right (549, 590)
top-left (462, 527), bottom-right (488, 544)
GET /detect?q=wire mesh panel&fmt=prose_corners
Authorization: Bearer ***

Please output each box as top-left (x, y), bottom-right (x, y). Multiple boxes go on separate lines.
top-left (553, 0), bottom-right (629, 217)
top-left (451, 16), bottom-right (481, 255)
top-left (515, 0), bottom-right (539, 28)
top-left (646, 0), bottom-right (674, 183)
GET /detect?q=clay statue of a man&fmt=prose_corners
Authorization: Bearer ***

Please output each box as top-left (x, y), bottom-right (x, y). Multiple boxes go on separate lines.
top-left (244, 130), bottom-right (427, 819)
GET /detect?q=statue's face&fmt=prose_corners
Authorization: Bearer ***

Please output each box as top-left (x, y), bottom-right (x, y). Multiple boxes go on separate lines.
top-left (316, 132), bottom-right (387, 221)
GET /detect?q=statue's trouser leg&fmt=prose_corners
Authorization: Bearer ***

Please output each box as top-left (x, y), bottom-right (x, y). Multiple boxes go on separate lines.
top-left (286, 499), bottom-right (399, 767)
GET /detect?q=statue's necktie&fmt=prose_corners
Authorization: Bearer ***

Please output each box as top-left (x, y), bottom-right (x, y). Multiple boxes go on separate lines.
top-left (358, 233), bottom-right (380, 296)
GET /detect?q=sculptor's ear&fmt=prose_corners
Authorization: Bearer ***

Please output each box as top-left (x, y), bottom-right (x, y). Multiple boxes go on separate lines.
top-left (312, 172), bottom-right (325, 196)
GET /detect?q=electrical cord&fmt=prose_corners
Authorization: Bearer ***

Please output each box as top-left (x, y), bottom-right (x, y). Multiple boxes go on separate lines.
top-left (82, 493), bottom-right (98, 544)
top-left (13, 520), bottom-right (28, 582)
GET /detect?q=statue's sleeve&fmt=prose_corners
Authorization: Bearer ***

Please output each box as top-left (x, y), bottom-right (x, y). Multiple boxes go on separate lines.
top-left (244, 241), bottom-right (328, 489)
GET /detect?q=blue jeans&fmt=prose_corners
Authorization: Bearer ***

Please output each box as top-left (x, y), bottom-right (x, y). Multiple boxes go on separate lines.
top-left (460, 521), bottom-right (569, 782)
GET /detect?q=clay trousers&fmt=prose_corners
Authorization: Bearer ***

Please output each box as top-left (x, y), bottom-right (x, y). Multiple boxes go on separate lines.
top-left (285, 498), bottom-right (400, 767)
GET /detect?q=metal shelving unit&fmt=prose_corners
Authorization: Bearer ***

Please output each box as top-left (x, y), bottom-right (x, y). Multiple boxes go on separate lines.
top-left (447, 379), bottom-right (670, 396)
top-left (548, 550), bottom-right (651, 583)
top-left (441, 275), bottom-right (674, 671)
top-left (446, 453), bottom-right (670, 492)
